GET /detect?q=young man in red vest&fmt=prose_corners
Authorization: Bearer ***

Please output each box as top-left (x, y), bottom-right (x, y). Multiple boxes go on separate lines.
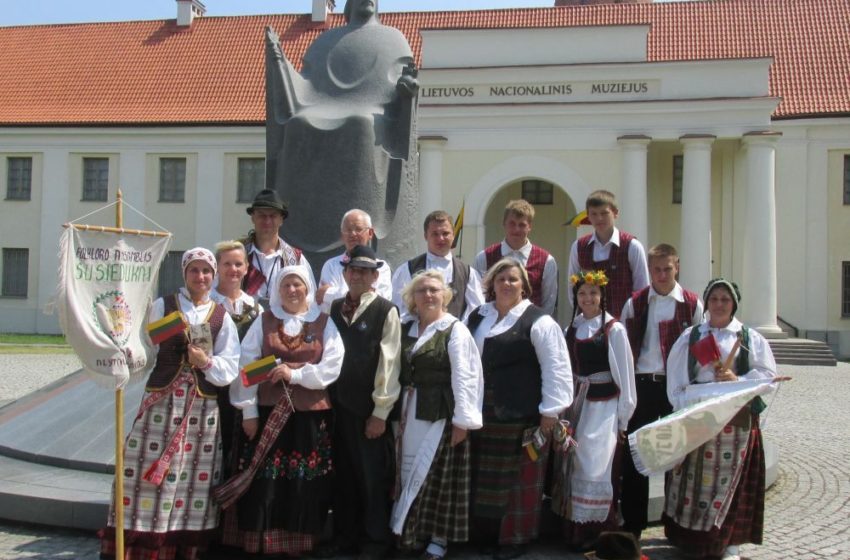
top-left (567, 189), bottom-right (649, 319)
top-left (618, 243), bottom-right (703, 539)
top-left (473, 199), bottom-right (558, 316)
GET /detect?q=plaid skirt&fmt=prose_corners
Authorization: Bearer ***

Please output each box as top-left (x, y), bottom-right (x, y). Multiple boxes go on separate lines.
top-left (399, 423), bottom-right (472, 548)
top-left (100, 387), bottom-right (221, 559)
top-left (663, 419), bottom-right (766, 558)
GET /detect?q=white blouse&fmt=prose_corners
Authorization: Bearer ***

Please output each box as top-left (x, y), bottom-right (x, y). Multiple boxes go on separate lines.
top-left (469, 300), bottom-right (573, 417)
top-left (405, 313), bottom-right (484, 430)
top-left (149, 288), bottom-right (240, 388)
top-left (666, 317), bottom-right (777, 411)
top-left (231, 305), bottom-right (344, 419)
top-left (568, 312), bottom-right (637, 431)
top-left (211, 288), bottom-right (262, 316)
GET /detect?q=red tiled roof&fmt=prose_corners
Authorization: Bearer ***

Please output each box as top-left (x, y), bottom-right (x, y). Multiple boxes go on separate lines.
top-left (0, 0), bottom-right (847, 125)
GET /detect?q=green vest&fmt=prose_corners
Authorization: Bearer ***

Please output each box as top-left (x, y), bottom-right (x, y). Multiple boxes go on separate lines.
top-left (401, 320), bottom-right (456, 422)
top-left (687, 326), bottom-right (766, 414)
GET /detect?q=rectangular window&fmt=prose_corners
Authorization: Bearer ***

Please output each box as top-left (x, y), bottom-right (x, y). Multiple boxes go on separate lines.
top-left (672, 155), bottom-right (683, 204)
top-left (844, 155), bottom-right (850, 205)
top-left (521, 180), bottom-right (554, 205)
top-left (159, 158), bottom-right (186, 202)
top-left (158, 251), bottom-right (184, 298)
top-left (237, 157), bottom-right (265, 203)
top-left (6, 157), bottom-right (32, 200)
top-left (843, 261), bottom-right (850, 317)
top-left (2, 248), bottom-right (29, 297)
top-left (82, 157), bottom-right (109, 201)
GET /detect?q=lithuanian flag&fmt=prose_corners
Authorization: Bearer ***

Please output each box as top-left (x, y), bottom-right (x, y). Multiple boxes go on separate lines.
top-left (564, 210), bottom-right (591, 227)
top-left (240, 355), bottom-right (280, 387)
top-left (146, 311), bottom-right (186, 345)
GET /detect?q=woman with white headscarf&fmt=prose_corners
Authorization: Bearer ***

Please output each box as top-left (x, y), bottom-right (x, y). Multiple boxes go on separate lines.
top-left (100, 247), bottom-right (240, 560)
top-left (222, 265), bottom-right (344, 556)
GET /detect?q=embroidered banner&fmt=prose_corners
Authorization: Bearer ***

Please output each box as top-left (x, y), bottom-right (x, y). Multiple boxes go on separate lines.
top-left (57, 227), bottom-right (171, 389)
top-left (628, 379), bottom-right (776, 476)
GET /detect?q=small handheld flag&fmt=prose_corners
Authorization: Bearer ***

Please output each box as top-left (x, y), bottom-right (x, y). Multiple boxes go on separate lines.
top-left (146, 311), bottom-right (186, 345)
top-left (564, 210), bottom-right (590, 227)
top-left (690, 333), bottom-right (722, 367)
top-left (240, 355), bottom-right (281, 387)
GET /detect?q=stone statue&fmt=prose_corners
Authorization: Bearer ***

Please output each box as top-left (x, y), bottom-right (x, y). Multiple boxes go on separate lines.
top-left (265, 0), bottom-right (420, 268)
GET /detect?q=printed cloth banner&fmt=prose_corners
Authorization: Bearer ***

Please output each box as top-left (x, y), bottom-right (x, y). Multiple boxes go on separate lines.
top-left (57, 227), bottom-right (171, 389)
top-left (628, 379), bottom-right (776, 476)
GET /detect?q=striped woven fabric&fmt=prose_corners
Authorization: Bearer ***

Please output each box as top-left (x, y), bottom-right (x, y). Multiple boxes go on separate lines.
top-left (146, 311), bottom-right (185, 344)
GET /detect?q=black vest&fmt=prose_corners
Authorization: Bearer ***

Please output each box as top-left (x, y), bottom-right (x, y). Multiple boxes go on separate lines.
top-left (565, 319), bottom-right (620, 400)
top-left (330, 295), bottom-right (396, 418)
top-left (467, 304), bottom-right (545, 422)
top-left (399, 320), bottom-right (456, 422)
top-left (408, 254), bottom-right (470, 319)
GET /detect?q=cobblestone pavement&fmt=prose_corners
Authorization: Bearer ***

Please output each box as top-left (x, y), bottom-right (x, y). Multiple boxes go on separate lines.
top-left (0, 353), bottom-right (80, 406)
top-left (0, 362), bottom-right (847, 559)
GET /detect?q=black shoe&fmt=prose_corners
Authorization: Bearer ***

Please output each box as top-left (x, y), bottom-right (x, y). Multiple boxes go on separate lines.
top-left (311, 542), bottom-right (359, 558)
top-left (493, 544), bottom-right (527, 560)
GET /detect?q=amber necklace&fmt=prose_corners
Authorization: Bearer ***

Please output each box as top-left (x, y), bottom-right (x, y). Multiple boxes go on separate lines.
top-left (277, 318), bottom-right (307, 350)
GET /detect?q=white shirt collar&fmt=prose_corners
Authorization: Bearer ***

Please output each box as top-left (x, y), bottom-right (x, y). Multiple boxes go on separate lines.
top-left (500, 239), bottom-right (532, 259)
top-left (426, 250), bottom-right (452, 265)
top-left (477, 298), bottom-right (532, 319)
top-left (649, 282), bottom-right (685, 303)
top-left (591, 226), bottom-right (621, 248)
top-left (573, 311), bottom-right (613, 328)
top-left (699, 316), bottom-right (743, 334)
top-left (179, 286), bottom-right (210, 305)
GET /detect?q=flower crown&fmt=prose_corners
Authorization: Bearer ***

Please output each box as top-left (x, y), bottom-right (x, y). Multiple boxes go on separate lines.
top-left (569, 269), bottom-right (609, 287)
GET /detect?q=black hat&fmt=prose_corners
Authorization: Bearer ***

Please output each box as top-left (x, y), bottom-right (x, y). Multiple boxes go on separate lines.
top-left (341, 245), bottom-right (384, 269)
top-left (585, 532), bottom-right (644, 560)
top-left (247, 189), bottom-right (288, 218)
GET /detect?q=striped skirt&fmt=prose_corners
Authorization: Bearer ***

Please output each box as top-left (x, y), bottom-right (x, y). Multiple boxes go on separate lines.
top-left (100, 386), bottom-right (222, 560)
top-left (663, 417), bottom-right (766, 558)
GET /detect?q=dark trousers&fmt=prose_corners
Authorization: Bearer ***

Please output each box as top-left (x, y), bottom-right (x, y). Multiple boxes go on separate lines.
top-left (621, 376), bottom-right (673, 533)
top-left (331, 406), bottom-right (395, 552)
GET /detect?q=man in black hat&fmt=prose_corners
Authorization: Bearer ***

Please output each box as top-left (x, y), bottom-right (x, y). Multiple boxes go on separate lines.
top-left (322, 244), bottom-right (401, 560)
top-left (242, 188), bottom-right (313, 308)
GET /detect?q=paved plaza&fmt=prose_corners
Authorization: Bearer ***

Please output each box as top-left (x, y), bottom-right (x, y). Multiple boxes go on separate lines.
top-left (0, 357), bottom-right (847, 559)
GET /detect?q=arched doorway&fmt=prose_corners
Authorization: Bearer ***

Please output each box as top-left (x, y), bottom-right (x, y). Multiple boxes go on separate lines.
top-left (463, 155), bottom-right (592, 326)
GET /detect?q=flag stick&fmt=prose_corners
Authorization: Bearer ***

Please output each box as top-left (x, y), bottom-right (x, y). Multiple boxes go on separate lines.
top-left (114, 190), bottom-right (125, 560)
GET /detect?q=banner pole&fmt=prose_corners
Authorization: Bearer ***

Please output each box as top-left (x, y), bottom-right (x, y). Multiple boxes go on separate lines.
top-left (114, 189), bottom-right (125, 560)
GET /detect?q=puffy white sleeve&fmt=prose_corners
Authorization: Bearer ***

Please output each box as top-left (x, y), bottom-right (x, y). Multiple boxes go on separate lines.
top-left (376, 263), bottom-right (394, 301)
top-left (230, 316), bottom-right (264, 419)
top-left (540, 255), bottom-right (559, 317)
top-left (390, 263), bottom-right (412, 311)
top-left (666, 326), bottom-right (696, 411)
top-left (607, 321), bottom-right (637, 431)
top-left (472, 249), bottom-right (488, 279)
top-left (462, 267), bottom-right (486, 321)
top-left (628, 239), bottom-right (650, 294)
top-left (530, 315), bottom-right (574, 417)
top-left (447, 322), bottom-right (484, 430)
top-left (202, 313), bottom-right (240, 387)
top-left (289, 318), bottom-right (344, 389)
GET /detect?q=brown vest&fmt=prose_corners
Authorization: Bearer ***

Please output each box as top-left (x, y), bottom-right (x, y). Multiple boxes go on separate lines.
top-left (259, 310), bottom-right (331, 411)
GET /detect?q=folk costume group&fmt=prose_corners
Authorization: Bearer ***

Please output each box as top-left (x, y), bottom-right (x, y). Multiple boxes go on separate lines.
top-left (101, 188), bottom-right (778, 560)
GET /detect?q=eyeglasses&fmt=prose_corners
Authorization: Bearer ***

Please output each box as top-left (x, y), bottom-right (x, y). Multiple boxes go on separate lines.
top-left (415, 287), bottom-right (442, 295)
top-left (342, 226), bottom-right (370, 235)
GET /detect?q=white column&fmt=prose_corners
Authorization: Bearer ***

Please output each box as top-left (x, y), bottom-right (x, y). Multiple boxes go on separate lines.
top-left (742, 131), bottom-right (783, 336)
top-left (617, 135), bottom-right (651, 243)
top-left (678, 135), bottom-right (715, 294)
top-left (418, 136), bottom-right (447, 225)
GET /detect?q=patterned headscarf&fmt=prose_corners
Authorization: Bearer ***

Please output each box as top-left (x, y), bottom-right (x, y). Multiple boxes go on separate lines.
top-left (181, 247), bottom-right (217, 277)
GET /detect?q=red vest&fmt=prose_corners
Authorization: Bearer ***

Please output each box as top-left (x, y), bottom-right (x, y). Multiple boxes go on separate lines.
top-left (484, 242), bottom-right (550, 308)
top-left (577, 231), bottom-right (634, 319)
top-left (624, 286), bottom-right (699, 367)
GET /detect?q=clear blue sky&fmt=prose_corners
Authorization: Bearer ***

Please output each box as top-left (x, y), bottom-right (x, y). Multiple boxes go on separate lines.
top-left (3, 0), bottom-right (684, 27)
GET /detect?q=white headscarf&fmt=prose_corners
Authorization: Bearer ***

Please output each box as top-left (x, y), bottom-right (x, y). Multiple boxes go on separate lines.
top-left (268, 265), bottom-right (320, 321)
